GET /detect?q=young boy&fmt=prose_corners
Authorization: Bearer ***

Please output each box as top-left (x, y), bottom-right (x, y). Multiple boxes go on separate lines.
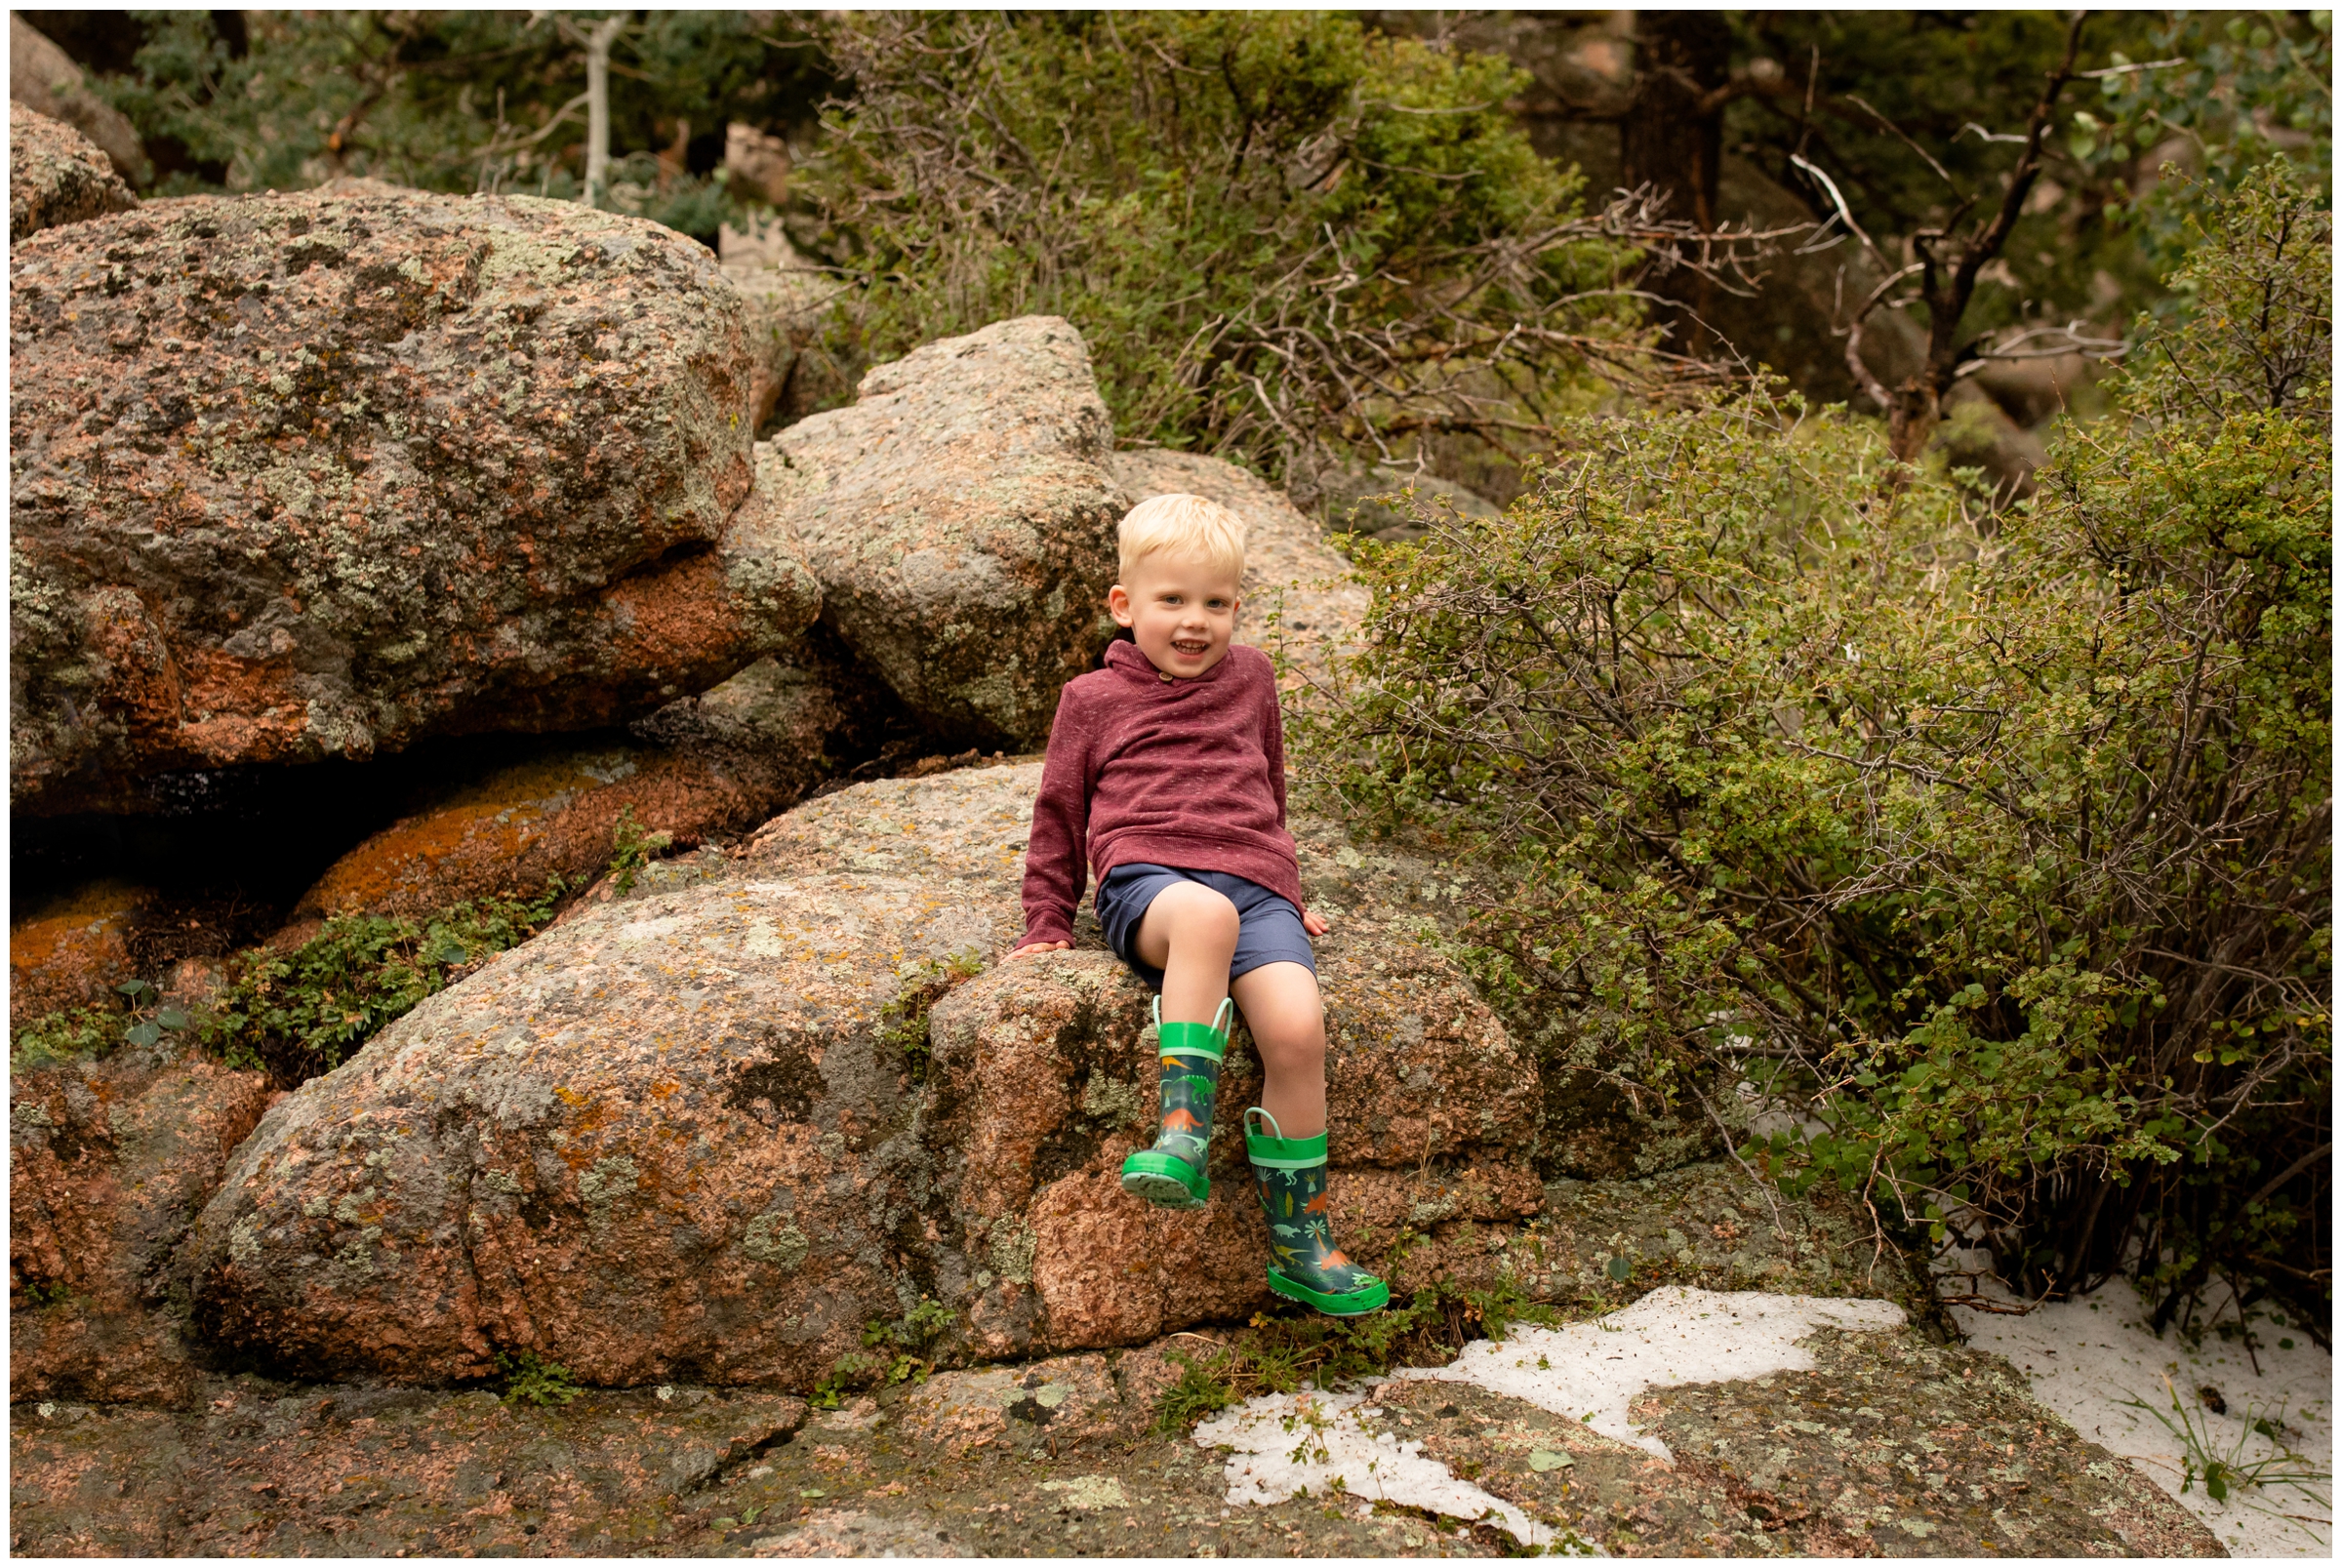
top-left (1008, 493), bottom-right (1388, 1317)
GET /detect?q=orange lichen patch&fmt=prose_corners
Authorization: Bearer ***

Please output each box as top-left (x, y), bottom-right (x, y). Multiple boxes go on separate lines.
top-left (10, 881), bottom-right (155, 1025)
top-left (292, 751), bottom-right (626, 921)
top-left (648, 1080), bottom-right (681, 1100)
top-left (287, 744), bottom-right (793, 932)
top-left (566, 1098), bottom-right (617, 1140)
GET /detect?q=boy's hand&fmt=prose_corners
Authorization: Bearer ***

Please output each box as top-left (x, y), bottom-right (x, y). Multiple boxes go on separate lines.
top-left (1302, 909), bottom-right (1329, 938)
top-left (1009, 940), bottom-right (1071, 959)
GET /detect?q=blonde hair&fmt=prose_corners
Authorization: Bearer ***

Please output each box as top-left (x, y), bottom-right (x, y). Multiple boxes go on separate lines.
top-left (1117, 492), bottom-right (1246, 583)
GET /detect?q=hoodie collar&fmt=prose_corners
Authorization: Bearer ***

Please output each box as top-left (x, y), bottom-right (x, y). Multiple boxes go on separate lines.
top-left (1106, 637), bottom-right (1233, 687)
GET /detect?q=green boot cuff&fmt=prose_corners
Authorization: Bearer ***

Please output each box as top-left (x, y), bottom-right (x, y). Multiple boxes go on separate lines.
top-left (1153, 996), bottom-right (1232, 1063)
top-left (1242, 1112), bottom-right (1328, 1168)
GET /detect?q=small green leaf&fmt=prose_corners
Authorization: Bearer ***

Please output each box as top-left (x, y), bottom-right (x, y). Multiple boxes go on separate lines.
top-left (116, 979), bottom-right (152, 997)
top-left (1604, 1255), bottom-right (1633, 1281)
top-left (156, 1006), bottom-right (190, 1030)
top-left (125, 1022), bottom-right (163, 1048)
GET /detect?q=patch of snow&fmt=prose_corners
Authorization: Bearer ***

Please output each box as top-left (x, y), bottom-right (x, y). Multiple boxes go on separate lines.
top-left (1954, 1276), bottom-right (2331, 1558)
top-left (1193, 1388), bottom-right (1568, 1550)
top-left (1396, 1285), bottom-right (1906, 1457)
top-left (1194, 1285), bottom-right (1905, 1544)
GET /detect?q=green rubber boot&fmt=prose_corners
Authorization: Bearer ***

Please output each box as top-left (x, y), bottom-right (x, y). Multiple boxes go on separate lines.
top-left (1119, 997), bottom-right (1232, 1209)
top-left (1245, 1109), bottom-right (1391, 1316)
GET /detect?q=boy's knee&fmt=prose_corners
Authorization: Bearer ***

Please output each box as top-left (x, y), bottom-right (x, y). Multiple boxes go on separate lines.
top-left (1163, 884), bottom-right (1241, 945)
top-left (1254, 1028), bottom-right (1325, 1072)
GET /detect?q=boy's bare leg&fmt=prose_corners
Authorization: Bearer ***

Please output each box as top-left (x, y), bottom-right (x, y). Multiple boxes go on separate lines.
top-left (1230, 960), bottom-right (1325, 1139)
top-left (1132, 883), bottom-right (1240, 1025)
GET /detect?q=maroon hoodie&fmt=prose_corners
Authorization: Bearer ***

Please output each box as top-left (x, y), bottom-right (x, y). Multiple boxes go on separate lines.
top-left (1020, 640), bottom-right (1302, 945)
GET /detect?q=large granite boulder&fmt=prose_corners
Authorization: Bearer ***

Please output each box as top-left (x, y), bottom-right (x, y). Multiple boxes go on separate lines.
top-left (8, 101), bottom-right (136, 241)
top-left (10, 17), bottom-right (147, 183)
top-left (770, 317), bottom-right (1124, 748)
top-left (183, 762), bottom-right (1546, 1387)
top-left (12, 1048), bottom-right (276, 1406)
top-left (719, 228), bottom-right (854, 435)
top-left (10, 187), bottom-right (818, 816)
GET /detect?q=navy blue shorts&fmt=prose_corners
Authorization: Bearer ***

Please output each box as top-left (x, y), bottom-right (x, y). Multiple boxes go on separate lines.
top-left (1094, 864), bottom-right (1315, 991)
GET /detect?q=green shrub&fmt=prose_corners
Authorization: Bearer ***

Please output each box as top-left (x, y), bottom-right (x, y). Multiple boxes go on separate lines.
top-left (1306, 165), bottom-right (2329, 1328)
top-left (606, 807), bottom-right (674, 898)
top-left (12, 1004), bottom-right (131, 1072)
top-left (801, 12), bottom-right (1642, 497)
top-left (13, 977), bottom-right (203, 1073)
top-left (201, 881), bottom-right (566, 1085)
top-left (494, 1349), bottom-right (583, 1408)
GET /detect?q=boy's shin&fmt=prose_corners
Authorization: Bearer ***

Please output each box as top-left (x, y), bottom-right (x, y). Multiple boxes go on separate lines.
top-left (1118, 996), bottom-right (1232, 1209)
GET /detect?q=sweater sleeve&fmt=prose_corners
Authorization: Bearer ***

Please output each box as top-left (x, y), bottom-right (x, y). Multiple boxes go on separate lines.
top-left (1020, 688), bottom-right (1094, 946)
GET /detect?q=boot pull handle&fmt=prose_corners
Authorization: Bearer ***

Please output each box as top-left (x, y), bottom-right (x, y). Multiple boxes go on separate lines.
top-left (1152, 996), bottom-right (1236, 1036)
top-left (1244, 1106), bottom-right (1285, 1141)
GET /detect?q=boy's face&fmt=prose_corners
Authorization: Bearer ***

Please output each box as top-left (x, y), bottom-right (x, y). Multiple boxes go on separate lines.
top-left (1108, 551), bottom-right (1241, 679)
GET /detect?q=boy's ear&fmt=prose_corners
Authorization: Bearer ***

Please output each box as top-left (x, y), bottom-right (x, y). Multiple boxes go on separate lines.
top-left (1107, 583), bottom-right (1135, 627)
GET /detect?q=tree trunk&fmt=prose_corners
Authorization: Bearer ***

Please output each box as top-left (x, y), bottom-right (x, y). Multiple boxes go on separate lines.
top-left (1619, 11), bottom-right (1731, 349)
top-left (1619, 12), bottom-right (1729, 228)
top-left (1887, 377), bottom-right (1944, 463)
top-left (583, 15), bottom-right (625, 208)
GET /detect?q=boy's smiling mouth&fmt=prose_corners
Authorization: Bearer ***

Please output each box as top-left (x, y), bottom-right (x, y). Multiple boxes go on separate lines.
top-left (1170, 637), bottom-right (1212, 659)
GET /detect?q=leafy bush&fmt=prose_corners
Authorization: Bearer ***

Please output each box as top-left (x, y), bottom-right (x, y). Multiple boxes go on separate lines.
top-left (14, 977), bottom-right (202, 1071)
top-left (801, 12), bottom-right (1645, 499)
top-left (1306, 165), bottom-right (2329, 1330)
top-left (605, 806), bottom-right (674, 898)
top-left (12, 1004), bottom-right (133, 1072)
top-left (2078, 11), bottom-right (2332, 275)
top-left (495, 1349), bottom-right (583, 1408)
top-left (201, 882), bottom-right (566, 1086)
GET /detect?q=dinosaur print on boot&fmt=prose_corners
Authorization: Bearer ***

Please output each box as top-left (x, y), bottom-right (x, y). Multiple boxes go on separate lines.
top-left (1119, 997), bottom-right (1232, 1208)
top-left (1245, 1108), bottom-right (1389, 1316)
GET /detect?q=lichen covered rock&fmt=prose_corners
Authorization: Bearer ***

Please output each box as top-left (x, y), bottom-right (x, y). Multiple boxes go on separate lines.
top-left (772, 316), bottom-right (1123, 747)
top-left (11, 1049), bottom-right (276, 1407)
top-left (10, 880), bottom-right (154, 1025)
top-left (8, 102), bottom-right (138, 241)
top-left (9, 1386), bottom-right (806, 1555)
top-left (286, 727), bottom-right (836, 928)
top-left (185, 765), bottom-right (1038, 1387)
top-left (183, 760), bottom-right (1556, 1387)
top-left (10, 187), bottom-right (815, 815)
